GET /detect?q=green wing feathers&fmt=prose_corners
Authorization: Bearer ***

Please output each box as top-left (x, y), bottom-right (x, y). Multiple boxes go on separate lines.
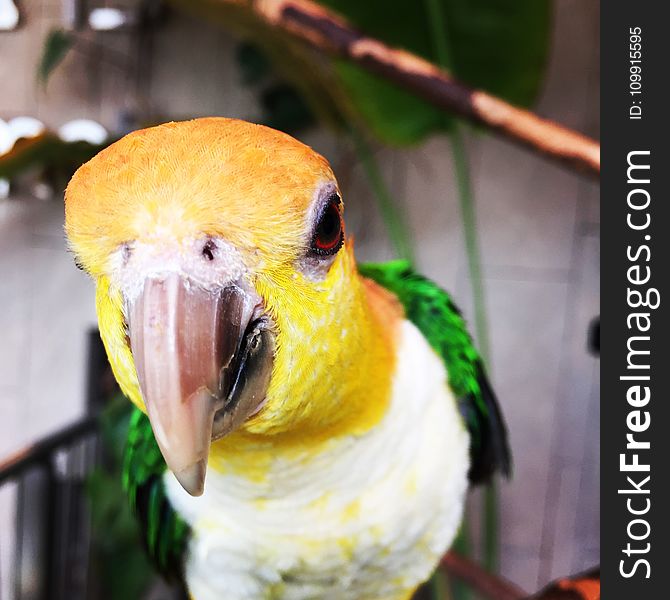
top-left (123, 407), bottom-right (190, 581)
top-left (359, 260), bottom-right (511, 484)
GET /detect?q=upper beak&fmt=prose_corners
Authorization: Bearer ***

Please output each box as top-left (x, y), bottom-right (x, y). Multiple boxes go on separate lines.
top-left (127, 273), bottom-right (275, 496)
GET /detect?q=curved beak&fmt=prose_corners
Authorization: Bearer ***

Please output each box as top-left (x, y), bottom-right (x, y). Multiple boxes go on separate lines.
top-left (127, 273), bottom-right (275, 496)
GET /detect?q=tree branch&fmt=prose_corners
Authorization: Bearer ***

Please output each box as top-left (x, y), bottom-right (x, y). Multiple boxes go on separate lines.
top-left (222, 0), bottom-right (600, 176)
top-left (441, 551), bottom-right (526, 600)
top-left (441, 552), bottom-right (600, 600)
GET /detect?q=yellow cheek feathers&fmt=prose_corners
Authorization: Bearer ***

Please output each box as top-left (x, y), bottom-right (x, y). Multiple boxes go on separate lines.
top-left (255, 243), bottom-right (399, 438)
top-left (96, 276), bottom-right (144, 411)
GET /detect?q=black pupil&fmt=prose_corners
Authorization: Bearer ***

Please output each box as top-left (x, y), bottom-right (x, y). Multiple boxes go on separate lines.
top-left (315, 201), bottom-right (341, 250)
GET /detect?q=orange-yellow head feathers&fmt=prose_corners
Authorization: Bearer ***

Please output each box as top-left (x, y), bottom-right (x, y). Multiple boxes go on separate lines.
top-left (65, 117), bottom-right (336, 276)
top-left (65, 118), bottom-right (399, 495)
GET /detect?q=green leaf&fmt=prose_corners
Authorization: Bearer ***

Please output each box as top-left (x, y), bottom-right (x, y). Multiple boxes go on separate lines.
top-left (439, 0), bottom-right (551, 106)
top-left (336, 62), bottom-right (450, 145)
top-left (38, 29), bottom-right (74, 85)
top-left (321, 0), bottom-right (551, 145)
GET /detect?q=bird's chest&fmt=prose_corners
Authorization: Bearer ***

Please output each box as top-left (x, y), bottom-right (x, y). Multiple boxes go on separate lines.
top-left (165, 322), bottom-right (470, 600)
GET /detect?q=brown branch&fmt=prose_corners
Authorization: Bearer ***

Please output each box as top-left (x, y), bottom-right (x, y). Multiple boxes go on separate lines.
top-left (220, 0), bottom-right (600, 176)
top-left (441, 551), bottom-right (526, 600)
top-left (441, 553), bottom-right (599, 600)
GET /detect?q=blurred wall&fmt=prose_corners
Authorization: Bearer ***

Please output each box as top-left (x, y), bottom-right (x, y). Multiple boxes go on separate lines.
top-left (0, 0), bottom-right (599, 594)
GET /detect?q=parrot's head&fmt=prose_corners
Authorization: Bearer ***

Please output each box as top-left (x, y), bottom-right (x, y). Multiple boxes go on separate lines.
top-left (65, 118), bottom-right (397, 496)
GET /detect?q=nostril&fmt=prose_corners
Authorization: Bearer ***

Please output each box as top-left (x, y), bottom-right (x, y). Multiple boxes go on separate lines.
top-left (202, 240), bottom-right (216, 261)
top-left (121, 242), bottom-right (132, 266)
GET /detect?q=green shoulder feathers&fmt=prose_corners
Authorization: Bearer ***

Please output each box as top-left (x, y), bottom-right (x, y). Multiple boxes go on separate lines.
top-left (123, 407), bottom-right (190, 581)
top-left (359, 260), bottom-right (511, 483)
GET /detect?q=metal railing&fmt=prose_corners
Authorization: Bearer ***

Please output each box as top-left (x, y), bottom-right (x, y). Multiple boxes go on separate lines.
top-left (0, 417), bottom-right (99, 600)
top-left (0, 330), bottom-right (113, 600)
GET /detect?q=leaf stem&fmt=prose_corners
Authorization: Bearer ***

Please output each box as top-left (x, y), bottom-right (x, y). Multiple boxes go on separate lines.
top-left (449, 127), bottom-right (490, 363)
top-left (423, 0), bottom-right (497, 576)
top-left (349, 126), bottom-right (415, 263)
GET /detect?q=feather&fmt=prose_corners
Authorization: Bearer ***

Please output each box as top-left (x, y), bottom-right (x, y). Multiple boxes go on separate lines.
top-left (358, 260), bottom-right (511, 483)
top-left (123, 407), bottom-right (190, 581)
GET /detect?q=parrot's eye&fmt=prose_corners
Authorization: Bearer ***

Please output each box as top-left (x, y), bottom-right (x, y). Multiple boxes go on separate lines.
top-left (311, 194), bottom-right (343, 256)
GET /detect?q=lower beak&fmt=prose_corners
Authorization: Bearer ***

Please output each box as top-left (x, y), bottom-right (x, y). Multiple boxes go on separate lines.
top-left (127, 273), bottom-right (275, 496)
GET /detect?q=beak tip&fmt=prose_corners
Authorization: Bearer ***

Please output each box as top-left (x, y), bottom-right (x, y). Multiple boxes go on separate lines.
top-left (174, 459), bottom-right (207, 497)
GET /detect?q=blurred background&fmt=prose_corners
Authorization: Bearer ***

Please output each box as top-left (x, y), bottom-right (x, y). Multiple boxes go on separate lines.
top-left (0, 0), bottom-right (599, 598)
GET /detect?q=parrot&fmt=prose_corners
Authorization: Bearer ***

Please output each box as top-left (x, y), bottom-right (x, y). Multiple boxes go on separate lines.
top-left (64, 117), bottom-right (510, 600)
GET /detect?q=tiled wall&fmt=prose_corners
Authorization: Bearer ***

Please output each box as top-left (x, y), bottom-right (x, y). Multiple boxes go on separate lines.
top-left (0, 0), bottom-right (599, 595)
